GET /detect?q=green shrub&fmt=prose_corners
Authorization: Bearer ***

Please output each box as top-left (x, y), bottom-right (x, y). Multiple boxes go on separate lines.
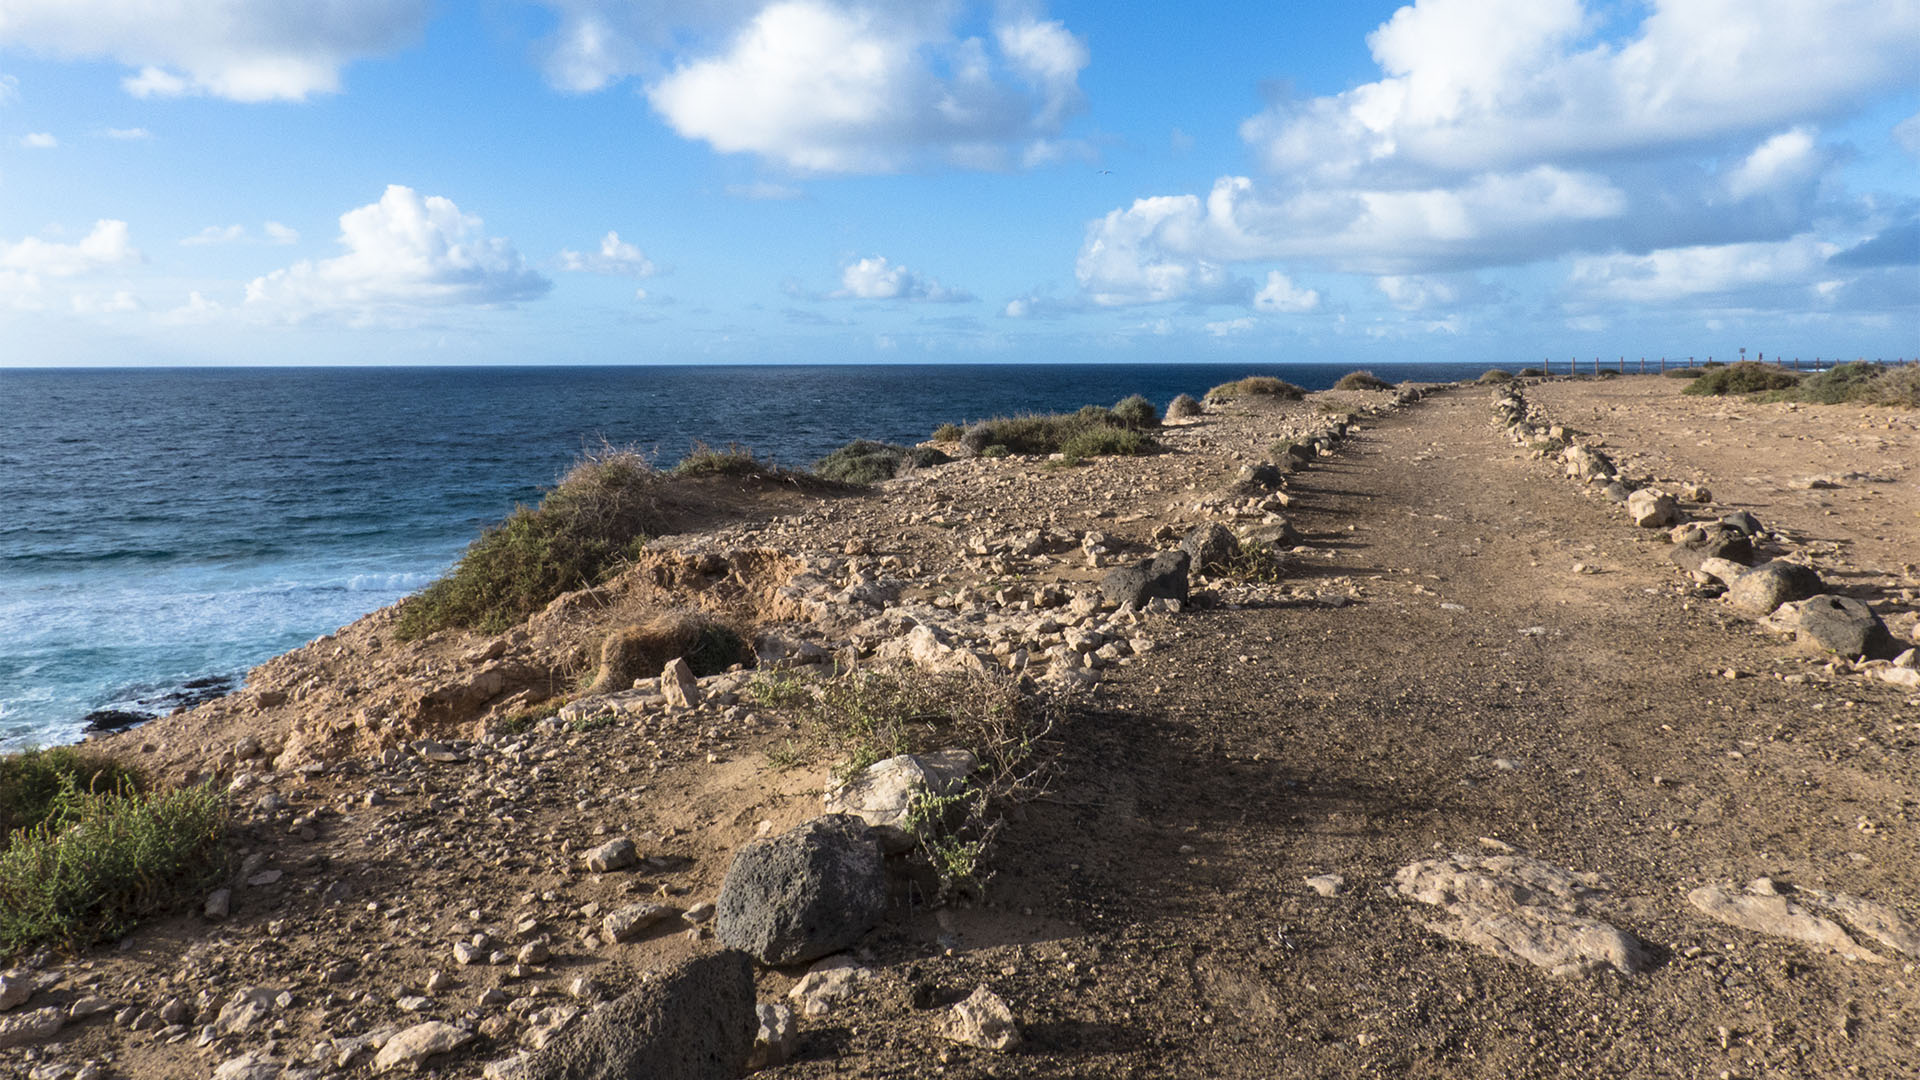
top-left (1111, 394), bottom-right (1160, 429)
top-left (1333, 370), bottom-right (1395, 391)
top-left (1166, 393), bottom-right (1202, 418)
top-left (1864, 364), bottom-right (1920, 407)
top-left (1518, 367), bottom-right (1546, 377)
top-left (1682, 362), bottom-right (1801, 396)
top-left (1478, 369), bottom-right (1514, 384)
top-left (685, 622), bottom-right (750, 676)
top-left (1793, 362), bottom-right (1883, 404)
top-left (1, 748), bottom-right (141, 838)
top-left (813, 440), bottom-right (950, 485)
top-left (1059, 426), bottom-right (1151, 460)
top-left (671, 442), bottom-right (767, 477)
top-left (931, 422), bottom-right (965, 443)
top-left (1, 766), bottom-right (226, 957)
top-left (960, 408), bottom-right (1157, 458)
top-left (1206, 376), bottom-right (1304, 402)
top-left (1664, 367), bottom-right (1705, 378)
top-left (397, 449), bottom-right (663, 639)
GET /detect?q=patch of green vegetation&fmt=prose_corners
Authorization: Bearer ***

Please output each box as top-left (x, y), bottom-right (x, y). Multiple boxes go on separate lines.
top-left (1478, 369), bottom-right (1515, 384)
top-left (670, 442), bottom-right (768, 477)
top-left (1224, 540), bottom-right (1286, 584)
top-left (396, 448), bottom-right (663, 640)
top-left (904, 787), bottom-right (987, 899)
top-left (958, 407), bottom-right (1159, 458)
top-left (1682, 362), bottom-right (1803, 396)
top-left (1, 748), bottom-right (141, 838)
top-left (744, 670), bottom-right (817, 709)
top-left (1110, 394), bottom-right (1160, 429)
top-left (1205, 376), bottom-right (1305, 402)
top-left (931, 422), bottom-right (965, 443)
top-left (1790, 361), bottom-right (1918, 406)
top-left (568, 712), bottom-right (615, 734)
top-left (1664, 367), bottom-right (1705, 378)
top-left (978, 445), bottom-right (1010, 459)
top-left (1333, 370), bottom-right (1395, 391)
top-left (1165, 393), bottom-right (1202, 418)
top-left (1518, 367), bottom-right (1546, 377)
top-left (684, 622), bottom-right (749, 676)
top-left (1, 758), bottom-right (226, 958)
top-left (496, 699), bottom-right (565, 736)
top-left (813, 440), bottom-right (950, 485)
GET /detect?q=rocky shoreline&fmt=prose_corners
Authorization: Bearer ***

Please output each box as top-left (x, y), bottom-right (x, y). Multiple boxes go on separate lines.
top-left (4, 375), bottom-right (1917, 1079)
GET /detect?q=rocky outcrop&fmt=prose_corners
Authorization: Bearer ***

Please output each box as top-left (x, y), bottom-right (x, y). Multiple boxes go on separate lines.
top-left (715, 816), bottom-right (888, 966)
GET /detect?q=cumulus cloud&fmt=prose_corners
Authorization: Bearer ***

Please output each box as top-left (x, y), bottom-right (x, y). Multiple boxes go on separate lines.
top-left (1252, 271), bottom-right (1319, 313)
top-left (101, 126), bottom-right (150, 140)
top-left (725, 181), bottom-right (805, 201)
top-left (1566, 234), bottom-right (1835, 303)
top-left (1724, 127), bottom-right (1825, 201)
top-left (833, 255), bottom-right (971, 302)
top-left (1, 220), bottom-right (140, 277)
top-left (641, 1), bottom-right (1089, 172)
top-left (245, 185), bottom-right (549, 321)
top-left (19, 131), bottom-right (55, 148)
top-left (1204, 316), bottom-right (1256, 337)
top-left (262, 221), bottom-right (299, 244)
top-left (0, 73), bottom-right (17, 104)
top-left (558, 231), bottom-right (656, 276)
top-left (182, 224), bottom-right (246, 247)
top-left (0, 0), bottom-right (431, 101)
top-left (70, 289), bottom-right (140, 314)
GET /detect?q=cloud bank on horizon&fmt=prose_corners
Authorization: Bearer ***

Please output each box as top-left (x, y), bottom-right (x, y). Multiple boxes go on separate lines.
top-left (0, 0), bottom-right (1913, 364)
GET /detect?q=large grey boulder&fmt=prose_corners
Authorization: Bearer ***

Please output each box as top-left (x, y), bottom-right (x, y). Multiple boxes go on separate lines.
top-left (1726, 561), bottom-right (1825, 615)
top-left (1180, 523), bottom-right (1240, 574)
top-left (1668, 524), bottom-right (1753, 572)
top-left (519, 952), bottom-right (754, 1080)
top-left (1765, 595), bottom-right (1900, 659)
top-left (1100, 551), bottom-right (1190, 609)
top-left (715, 816), bottom-right (887, 966)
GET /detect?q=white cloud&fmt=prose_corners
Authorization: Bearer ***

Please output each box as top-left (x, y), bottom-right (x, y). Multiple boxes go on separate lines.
top-left (833, 255), bottom-right (971, 302)
top-left (102, 126), bottom-right (150, 140)
top-left (725, 181), bottom-right (805, 201)
top-left (1242, 0), bottom-right (1920, 179)
top-left (262, 221), bottom-right (298, 244)
top-left (1204, 316), bottom-right (1256, 337)
top-left (1252, 271), bottom-right (1319, 313)
top-left (1724, 127), bottom-right (1824, 200)
top-left (19, 131), bottom-right (55, 148)
top-left (1566, 234), bottom-right (1835, 302)
top-left (558, 231), bottom-right (656, 276)
top-left (0, 0), bottom-right (431, 102)
top-left (0, 73), bottom-right (18, 105)
top-left (1376, 275), bottom-right (1455, 311)
top-left (1, 220), bottom-right (139, 276)
top-left (1898, 111), bottom-right (1920, 157)
top-left (643, 1), bottom-right (1089, 172)
top-left (158, 290), bottom-right (225, 325)
top-left (182, 224), bottom-right (246, 247)
top-left (245, 185), bottom-right (549, 321)
top-left (70, 289), bottom-right (140, 314)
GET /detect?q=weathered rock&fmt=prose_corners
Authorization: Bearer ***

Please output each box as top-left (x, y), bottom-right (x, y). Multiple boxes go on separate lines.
top-left (823, 749), bottom-right (977, 853)
top-left (517, 952), bottom-right (754, 1080)
top-left (1696, 557), bottom-right (1748, 587)
top-left (1561, 444), bottom-right (1615, 481)
top-left (1181, 523), bottom-right (1240, 574)
top-left (661, 657), bottom-right (701, 709)
top-left (1238, 519), bottom-right (1298, 548)
top-left (1726, 560), bottom-right (1826, 615)
top-left (938, 986), bottom-right (1022, 1052)
top-left (1763, 595), bottom-right (1900, 659)
top-left (1687, 883), bottom-right (1887, 962)
top-left (1625, 489), bottom-right (1679, 528)
top-left (1304, 873), bottom-right (1345, 898)
top-left (1393, 854), bottom-right (1645, 976)
top-left (213, 988), bottom-right (281, 1036)
top-left (1099, 551), bottom-right (1190, 610)
top-left (374, 1021), bottom-right (472, 1072)
top-left (747, 1003), bottom-right (799, 1070)
top-left (1720, 510), bottom-right (1762, 536)
top-left (787, 959), bottom-right (870, 1017)
top-left (1233, 463), bottom-right (1285, 491)
top-left (583, 837), bottom-right (637, 873)
top-left (715, 816), bottom-right (887, 966)
top-left (1667, 524), bottom-right (1753, 571)
top-left (211, 1052), bottom-right (285, 1080)
top-left (0, 1006), bottom-right (63, 1049)
top-left (603, 902), bottom-right (675, 943)
top-left (0, 973), bottom-right (31, 1012)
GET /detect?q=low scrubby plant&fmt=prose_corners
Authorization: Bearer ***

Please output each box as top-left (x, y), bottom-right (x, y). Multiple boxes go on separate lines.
top-left (1334, 370), bottom-right (1395, 391)
top-left (1206, 376), bottom-right (1305, 402)
top-left (1682, 361), bottom-right (1802, 396)
top-left (397, 448), bottom-right (662, 639)
top-left (1111, 394), bottom-right (1160, 429)
top-left (1, 747), bottom-right (140, 838)
top-left (1478, 369), bottom-right (1515, 384)
top-left (1790, 361), bottom-right (1913, 405)
top-left (931, 422), bottom-right (965, 443)
top-left (1664, 367), bottom-right (1705, 379)
top-left (671, 442), bottom-right (767, 477)
top-left (958, 407), bottom-right (1158, 458)
top-left (1165, 393), bottom-right (1202, 418)
top-left (1518, 367), bottom-right (1546, 377)
top-left (1, 757), bottom-right (226, 957)
top-left (813, 440), bottom-right (950, 485)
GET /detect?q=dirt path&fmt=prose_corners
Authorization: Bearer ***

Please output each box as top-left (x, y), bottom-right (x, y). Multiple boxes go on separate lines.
top-left (791, 387), bottom-right (1919, 1079)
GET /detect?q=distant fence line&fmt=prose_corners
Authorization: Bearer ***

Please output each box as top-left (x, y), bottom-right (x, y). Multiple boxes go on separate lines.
top-left (1535, 355), bottom-right (1916, 375)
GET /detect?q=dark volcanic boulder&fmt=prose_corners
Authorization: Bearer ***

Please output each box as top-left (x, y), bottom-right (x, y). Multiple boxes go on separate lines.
top-left (1719, 510), bottom-right (1763, 536)
top-left (714, 815), bottom-right (886, 966)
top-left (1181, 524), bottom-right (1240, 574)
top-left (520, 952), bottom-right (754, 1080)
top-left (1727, 560), bottom-right (1825, 615)
top-left (1770, 595), bottom-right (1900, 660)
top-left (1100, 551), bottom-right (1190, 609)
top-left (1669, 524), bottom-right (1754, 572)
top-left (81, 709), bottom-right (152, 733)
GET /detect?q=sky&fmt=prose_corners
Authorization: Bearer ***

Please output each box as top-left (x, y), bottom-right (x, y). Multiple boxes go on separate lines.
top-left (0, 0), bottom-right (1915, 367)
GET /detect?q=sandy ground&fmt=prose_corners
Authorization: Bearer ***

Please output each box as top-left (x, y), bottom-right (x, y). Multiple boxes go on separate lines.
top-left (6, 375), bottom-right (1916, 1080)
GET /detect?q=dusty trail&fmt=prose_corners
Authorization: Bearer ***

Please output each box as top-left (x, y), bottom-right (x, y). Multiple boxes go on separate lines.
top-left (802, 387), bottom-right (1918, 1078)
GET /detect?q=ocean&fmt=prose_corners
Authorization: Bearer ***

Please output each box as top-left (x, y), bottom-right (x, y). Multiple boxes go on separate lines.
top-left (1, 361), bottom-right (1500, 748)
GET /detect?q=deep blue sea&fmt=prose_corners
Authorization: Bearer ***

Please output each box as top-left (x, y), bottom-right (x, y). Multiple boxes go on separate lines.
top-left (0, 362), bottom-right (1497, 748)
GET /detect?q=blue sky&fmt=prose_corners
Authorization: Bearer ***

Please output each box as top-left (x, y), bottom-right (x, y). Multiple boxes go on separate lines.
top-left (1, 0), bottom-right (1915, 366)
